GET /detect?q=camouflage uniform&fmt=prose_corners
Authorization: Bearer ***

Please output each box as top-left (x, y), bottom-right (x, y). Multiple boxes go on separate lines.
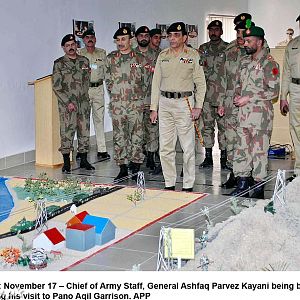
top-left (233, 47), bottom-right (280, 180)
top-left (106, 50), bottom-right (148, 165)
top-left (52, 55), bottom-right (91, 154)
top-left (199, 39), bottom-right (228, 150)
top-left (222, 40), bottom-right (247, 168)
top-left (78, 47), bottom-right (108, 153)
top-left (135, 47), bottom-right (160, 152)
top-left (280, 35), bottom-right (300, 175)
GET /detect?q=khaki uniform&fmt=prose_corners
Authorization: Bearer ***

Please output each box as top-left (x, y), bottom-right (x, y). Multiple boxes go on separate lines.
top-left (233, 48), bottom-right (280, 180)
top-left (52, 55), bottom-right (91, 154)
top-left (135, 47), bottom-right (160, 152)
top-left (106, 50), bottom-right (148, 165)
top-left (151, 46), bottom-right (206, 188)
top-left (222, 40), bottom-right (247, 168)
top-left (79, 47), bottom-right (108, 153)
top-left (199, 39), bottom-right (228, 150)
top-left (280, 35), bottom-right (300, 175)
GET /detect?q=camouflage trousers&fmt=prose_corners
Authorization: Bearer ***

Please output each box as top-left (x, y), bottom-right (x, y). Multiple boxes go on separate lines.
top-left (111, 99), bottom-right (144, 165)
top-left (233, 127), bottom-right (272, 180)
top-left (58, 101), bottom-right (91, 154)
top-left (224, 102), bottom-right (239, 169)
top-left (88, 85), bottom-right (107, 153)
top-left (289, 83), bottom-right (300, 175)
top-left (200, 100), bottom-right (226, 149)
top-left (143, 107), bottom-right (159, 152)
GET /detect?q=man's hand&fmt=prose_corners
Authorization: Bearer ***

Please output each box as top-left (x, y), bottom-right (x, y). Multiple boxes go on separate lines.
top-left (67, 102), bottom-right (77, 112)
top-left (191, 108), bottom-right (201, 121)
top-left (280, 99), bottom-right (289, 116)
top-left (150, 110), bottom-right (158, 124)
top-left (217, 106), bottom-right (225, 117)
top-left (233, 95), bottom-right (250, 107)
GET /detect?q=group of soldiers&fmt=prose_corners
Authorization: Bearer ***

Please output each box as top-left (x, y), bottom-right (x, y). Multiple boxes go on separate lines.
top-left (52, 12), bottom-right (300, 199)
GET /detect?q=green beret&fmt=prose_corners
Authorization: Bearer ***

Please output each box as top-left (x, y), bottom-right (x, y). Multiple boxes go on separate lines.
top-left (296, 14), bottom-right (300, 22)
top-left (113, 27), bottom-right (132, 39)
top-left (135, 26), bottom-right (150, 37)
top-left (235, 20), bottom-right (255, 30)
top-left (82, 29), bottom-right (95, 39)
top-left (234, 13), bottom-right (252, 25)
top-left (207, 20), bottom-right (222, 30)
top-left (150, 28), bottom-right (162, 37)
top-left (61, 34), bottom-right (75, 46)
top-left (167, 22), bottom-right (187, 35)
top-left (243, 26), bottom-right (265, 38)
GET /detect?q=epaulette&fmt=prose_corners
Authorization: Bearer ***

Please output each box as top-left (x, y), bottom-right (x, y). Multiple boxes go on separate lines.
top-left (107, 50), bottom-right (119, 58)
top-left (267, 54), bottom-right (274, 61)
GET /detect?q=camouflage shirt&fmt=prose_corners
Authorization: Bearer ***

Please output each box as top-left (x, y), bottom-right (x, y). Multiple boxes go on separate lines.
top-left (52, 54), bottom-right (90, 106)
top-left (134, 47), bottom-right (159, 105)
top-left (199, 39), bottom-right (228, 107)
top-left (106, 49), bottom-right (148, 102)
top-left (235, 47), bottom-right (280, 130)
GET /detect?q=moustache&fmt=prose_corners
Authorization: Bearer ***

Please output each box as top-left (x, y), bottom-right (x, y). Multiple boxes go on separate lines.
top-left (69, 49), bottom-right (75, 52)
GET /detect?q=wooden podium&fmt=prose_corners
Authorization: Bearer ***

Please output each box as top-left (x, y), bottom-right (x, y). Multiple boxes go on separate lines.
top-left (270, 47), bottom-right (293, 147)
top-left (29, 75), bottom-right (63, 167)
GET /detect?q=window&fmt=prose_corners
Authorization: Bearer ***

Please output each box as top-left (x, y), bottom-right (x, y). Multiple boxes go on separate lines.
top-left (206, 14), bottom-right (236, 43)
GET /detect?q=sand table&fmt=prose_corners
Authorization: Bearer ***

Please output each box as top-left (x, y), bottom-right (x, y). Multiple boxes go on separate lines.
top-left (183, 177), bottom-right (300, 271)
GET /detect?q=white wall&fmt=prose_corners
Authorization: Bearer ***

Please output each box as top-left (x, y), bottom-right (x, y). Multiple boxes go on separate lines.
top-left (249, 0), bottom-right (300, 48)
top-left (0, 0), bottom-right (247, 159)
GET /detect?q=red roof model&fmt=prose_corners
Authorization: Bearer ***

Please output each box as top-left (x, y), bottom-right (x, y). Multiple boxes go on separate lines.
top-left (43, 228), bottom-right (65, 245)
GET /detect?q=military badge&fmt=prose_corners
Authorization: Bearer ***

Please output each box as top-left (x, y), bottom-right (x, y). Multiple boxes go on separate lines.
top-left (177, 25), bottom-right (181, 30)
top-left (130, 63), bottom-right (141, 68)
top-left (179, 57), bottom-right (193, 63)
top-left (241, 15), bottom-right (245, 20)
top-left (123, 29), bottom-right (127, 34)
top-left (272, 68), bottom-right (279, 76)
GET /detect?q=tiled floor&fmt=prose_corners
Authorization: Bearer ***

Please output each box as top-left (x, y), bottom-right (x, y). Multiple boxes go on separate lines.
top-left (0, 141), bottom-right (294, 271)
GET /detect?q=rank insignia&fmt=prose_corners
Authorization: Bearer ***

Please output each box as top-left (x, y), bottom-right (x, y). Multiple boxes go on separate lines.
top-left (272, 68), bottom-right (279, 75)
top-left (179, 57), bottom-right (193, 64)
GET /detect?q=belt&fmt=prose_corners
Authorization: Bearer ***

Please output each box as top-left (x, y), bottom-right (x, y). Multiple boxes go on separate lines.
top-left (292, 78), bottom-right (300, 85)
top-left (161, 91), bottom-right (193, 99)
top-left (90, 80), bottom-right (103, 88)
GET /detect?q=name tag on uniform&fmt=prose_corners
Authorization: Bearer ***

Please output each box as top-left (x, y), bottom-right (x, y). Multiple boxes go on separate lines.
top-left (161, 59), bottom-right (169, 62)
top-left (96, 58), bottom-right (103, 62)
top-left (130, 63), bottom-right (142, 68)
top-left (179, 57), bottom-right (193, 64)
top-left (82, 66), bottom-right (89, 70)
top-left (255, 63), bottom-right (262, 70)
top-left (292, 47), bottom-right (298, 50)
top-left (90, 63), bottom-right (98, 70)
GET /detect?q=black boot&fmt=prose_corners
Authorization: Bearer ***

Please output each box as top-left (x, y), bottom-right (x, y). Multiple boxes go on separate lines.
top-left (62, 153), bottom-right (71, 173)
top-left (251, 181), bottom-right (265, 199)
top-left (229, 177), bottom-right (251, 197)
top-left (76, 152), bottom-right (81, 160)
top-left (151, 162), bottom-right (162, 175)
top-left (114, 164), bottom-right (128, 182)
top-left (220, 149), bottom-right (227, 169)
top-left (146, 152), bottom-right (156, 170)
top-left (199, 148), bottom-right (213, 168)
top-left (79, 153), bottom-right (95, 170)
top-left (221, 172), bottom-right (237, 189)
top-left (131, 163), bottom-right (141, 181)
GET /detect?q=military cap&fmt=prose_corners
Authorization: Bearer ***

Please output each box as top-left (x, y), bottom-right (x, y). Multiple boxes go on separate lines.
top-left (61, 34), bottom-right (76, 46)
top-left (296, 14), bottom-right (300, 22)
top-left (167, 22), bottom-right (187, 35)
top-left (149, 28), bottom-right (162, 37)
top-left (113, 27), bottom-right (132, 39)
top-left (82, 29), bottom-right (95, 39)
top-left (235, 20), bottom-right (255, 30)
top-left (234, 13), bottom-right (252, 25)
top-left (243, 26), bottom-right (265, 38)
top-left (207, 20), bottom-right (222, 30)
top-left (135, 26), bottom-right (150, 37)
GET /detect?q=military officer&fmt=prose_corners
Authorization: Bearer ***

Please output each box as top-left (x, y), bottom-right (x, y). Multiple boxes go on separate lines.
top-left (230, 26), bottom-right (280, 199)
top-left (106, 27), bottom-right (148, 181)
top-left (220, 14), bottom-right (254, 188)
top-left (149, 28), bottom-right (162, 52)
top-left (134, 26), bottom-right (160, 171)
top-left (52, 34), bottom-right (95, 173)
top-left (79, 29), bottom-right (110, 159)
top-left (150, 22), bottom-right (206, 191)
top-left (198, 20), bottom-right (228, 169)
top-left (280, 14), bottom-right (300, 179)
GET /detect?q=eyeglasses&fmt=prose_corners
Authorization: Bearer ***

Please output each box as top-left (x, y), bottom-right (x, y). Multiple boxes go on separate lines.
top-left (287, 33), bottom-right (293, 35)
